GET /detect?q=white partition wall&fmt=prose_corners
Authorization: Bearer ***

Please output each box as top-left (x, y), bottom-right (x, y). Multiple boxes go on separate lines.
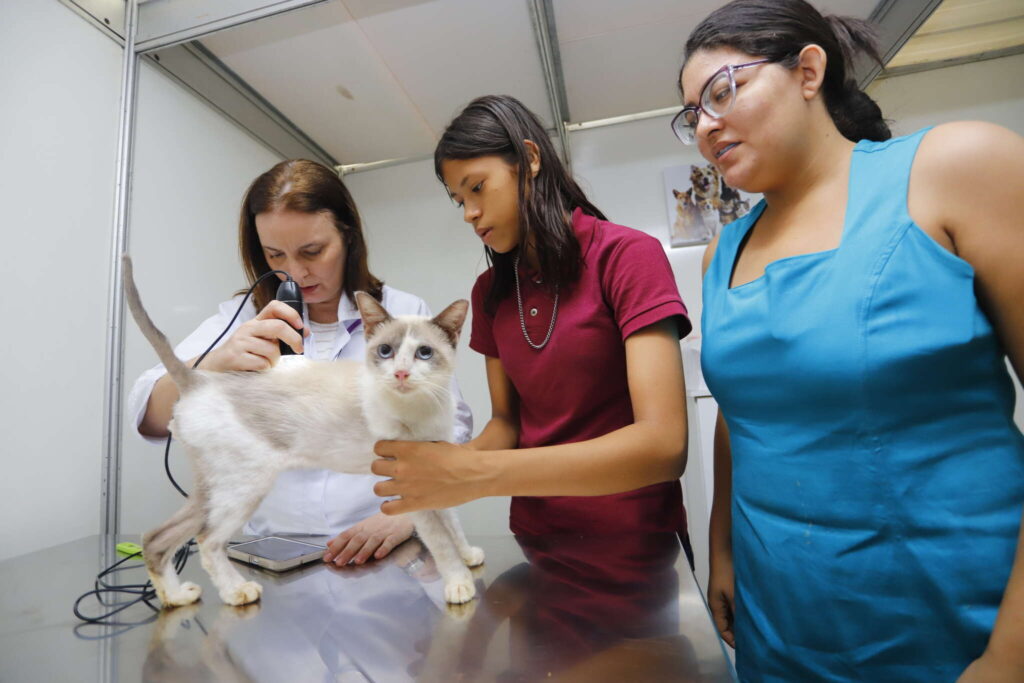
top-left (0, 0), bottom-right (121, 561)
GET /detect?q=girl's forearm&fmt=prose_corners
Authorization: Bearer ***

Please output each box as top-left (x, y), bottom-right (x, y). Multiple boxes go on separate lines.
top-left (476, 418), bottom-right (686, 498)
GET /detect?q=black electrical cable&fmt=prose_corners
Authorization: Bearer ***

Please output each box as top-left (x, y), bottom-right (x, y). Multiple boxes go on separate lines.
top-left (74, 269), bottom-right (295, 626)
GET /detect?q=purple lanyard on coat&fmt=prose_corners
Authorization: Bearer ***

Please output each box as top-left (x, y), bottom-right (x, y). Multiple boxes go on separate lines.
top-left (327, 319), bottom-right (362, 361)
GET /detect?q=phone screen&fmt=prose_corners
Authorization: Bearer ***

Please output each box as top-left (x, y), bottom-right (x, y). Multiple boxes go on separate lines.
top-left (230, 537), bottom-right (324, 561)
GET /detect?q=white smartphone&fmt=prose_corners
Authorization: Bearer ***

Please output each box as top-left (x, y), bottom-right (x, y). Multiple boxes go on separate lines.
top-left (226, 536), bottom-right (326, 572)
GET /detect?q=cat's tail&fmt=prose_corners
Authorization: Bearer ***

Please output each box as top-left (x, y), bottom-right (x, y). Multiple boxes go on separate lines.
top-left (121, 255), bottom-right (195, 390)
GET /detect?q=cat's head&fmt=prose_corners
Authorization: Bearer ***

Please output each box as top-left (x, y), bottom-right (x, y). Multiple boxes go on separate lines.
top-left (354, 292), bottom-right (468, 398)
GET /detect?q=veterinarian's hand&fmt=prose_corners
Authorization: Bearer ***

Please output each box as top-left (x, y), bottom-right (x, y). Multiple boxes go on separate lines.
top-left (202, 300), bottom-right (307, 372)
top-left (372, 440), bottom-right (492, 513)
top-left (323, 512), bottom-right (415, 566)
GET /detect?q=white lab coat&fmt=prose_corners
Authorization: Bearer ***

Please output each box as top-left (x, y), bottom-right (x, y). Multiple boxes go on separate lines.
top-left (127, 285), bottom-right (473, 536)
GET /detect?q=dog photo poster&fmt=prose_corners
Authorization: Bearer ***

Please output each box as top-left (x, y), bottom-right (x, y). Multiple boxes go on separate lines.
top-left (663, 163), bottom-right (759, 247)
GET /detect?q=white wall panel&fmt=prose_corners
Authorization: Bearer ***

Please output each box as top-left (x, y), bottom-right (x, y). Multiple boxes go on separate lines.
top-left (0, 0), bottom-right (122, 561)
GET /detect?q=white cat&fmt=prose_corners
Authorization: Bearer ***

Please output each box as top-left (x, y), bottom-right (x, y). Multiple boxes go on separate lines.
top-left (122, 256), bottom-right (484, 607)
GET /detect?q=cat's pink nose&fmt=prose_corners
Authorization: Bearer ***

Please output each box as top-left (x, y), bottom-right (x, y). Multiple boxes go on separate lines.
top-left (394, 370), bottom-right (410, 382)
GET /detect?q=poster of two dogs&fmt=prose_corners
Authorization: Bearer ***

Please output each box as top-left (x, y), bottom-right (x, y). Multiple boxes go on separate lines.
top-left (663, 163), bottom-right (758, 247)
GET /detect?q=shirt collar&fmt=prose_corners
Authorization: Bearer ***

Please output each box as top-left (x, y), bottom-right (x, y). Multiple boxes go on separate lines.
top-left (336, 292), bottom-right (362, 323)
top-left (521, 209), bottom-right (598, 281)
top-left (571, 207), bottom-right (599, 259)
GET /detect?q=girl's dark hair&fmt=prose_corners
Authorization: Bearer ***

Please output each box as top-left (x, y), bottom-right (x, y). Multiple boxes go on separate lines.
top-left (434, 95), bottom-right (606, 314)
top-left (238, 159), bottom-right (383, 312)
top-left (681, 0), bottom-right (890, 143)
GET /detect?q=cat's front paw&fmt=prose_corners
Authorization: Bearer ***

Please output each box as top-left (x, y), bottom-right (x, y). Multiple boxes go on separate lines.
top-left (220, 581), bottom-right (262, 606)
top-left (445, 598), bottom-right (478, 620)
top-left (461, 546), bottom-right (485, 567)
top-left (164, 581), bottom-right (202, 607)
top-left (443, 577), bottom-right (476, 604)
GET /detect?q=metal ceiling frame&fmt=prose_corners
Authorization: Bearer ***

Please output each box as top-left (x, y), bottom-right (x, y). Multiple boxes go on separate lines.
top-left (876, 43), bottom-right (1024, 80)
top-left (860, 0), bottom-right (946, 86)
top-left (68, 0), bottom-right (947, 535)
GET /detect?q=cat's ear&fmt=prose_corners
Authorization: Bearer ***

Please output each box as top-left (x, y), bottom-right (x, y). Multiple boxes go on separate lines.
top-left (432, 299), bottom-right (469, 347)
top-left (355, 291), bottom-right (390, 337)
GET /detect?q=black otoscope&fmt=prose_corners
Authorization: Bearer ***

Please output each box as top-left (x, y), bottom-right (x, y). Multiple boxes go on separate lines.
top-left (275, 276), bottom-right (304, 356)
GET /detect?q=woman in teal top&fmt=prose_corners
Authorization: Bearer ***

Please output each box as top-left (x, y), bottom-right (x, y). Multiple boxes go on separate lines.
top-left (675, 1), bottom-right (1024, 681)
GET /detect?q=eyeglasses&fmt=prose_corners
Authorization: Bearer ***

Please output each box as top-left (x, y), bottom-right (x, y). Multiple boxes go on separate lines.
top-left (671, 59), bottom-right (771, 145)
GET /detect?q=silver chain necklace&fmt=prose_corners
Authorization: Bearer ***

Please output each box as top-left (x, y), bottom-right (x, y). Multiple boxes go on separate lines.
top-left (513, 252), bottom-right (558, 350)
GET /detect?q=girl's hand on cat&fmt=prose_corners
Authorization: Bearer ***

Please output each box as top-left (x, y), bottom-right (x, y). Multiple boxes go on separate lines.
top-left (322, 512), bottom-right (415, 566)
top-left (372, 440), bottom-right (490, 513)
top-left (203, 301), bottom-right (307, 372)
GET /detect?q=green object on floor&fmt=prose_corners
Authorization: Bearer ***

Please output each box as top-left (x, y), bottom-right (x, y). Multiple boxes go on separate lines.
top-left (116, 541), bottom-right (144, 559)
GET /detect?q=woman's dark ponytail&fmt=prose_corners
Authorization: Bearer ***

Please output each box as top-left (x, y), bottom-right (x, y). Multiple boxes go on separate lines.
top-left (681, 0), bottom-right (891, 143)
top-left (822, 15), bottom-right (891, 142)
top-left (829, 79), bottom-right (891, 143)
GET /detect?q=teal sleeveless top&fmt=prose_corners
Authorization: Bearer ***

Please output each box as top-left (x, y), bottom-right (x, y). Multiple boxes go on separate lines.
top-left (701, 128), bottom-right (1024, 682)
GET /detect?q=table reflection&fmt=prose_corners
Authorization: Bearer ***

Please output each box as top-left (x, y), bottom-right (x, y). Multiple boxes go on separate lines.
top-left (136, 534), bottom-right (715, 682)
top-left (446, 533), bottom-right (701, 682)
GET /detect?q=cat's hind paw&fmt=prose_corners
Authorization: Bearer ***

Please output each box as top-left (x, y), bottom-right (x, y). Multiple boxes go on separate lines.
top-left (443, 577), bottom-right (476, 604)
top-left (163, 581), bottom-right (202, 607)
top-left (461, 546), bottom-right (485, 567)
top-left (220, 581), bottom-right (262, 606)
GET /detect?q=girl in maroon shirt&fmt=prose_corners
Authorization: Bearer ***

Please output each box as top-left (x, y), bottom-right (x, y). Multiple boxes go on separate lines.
top-left (372, 95), bottom-right (692, 541)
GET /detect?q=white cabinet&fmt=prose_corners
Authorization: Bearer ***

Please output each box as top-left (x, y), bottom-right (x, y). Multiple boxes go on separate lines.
top-left (681, 336), bottom-right (717, 594)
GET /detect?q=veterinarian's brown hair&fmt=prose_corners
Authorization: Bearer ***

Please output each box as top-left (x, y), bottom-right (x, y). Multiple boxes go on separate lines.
top-left (679, 0), bottom-right (890, 143)
top-left (434, 95), bottom-right (606, 314)
top-left (238, 159), bottom-right (384, 312)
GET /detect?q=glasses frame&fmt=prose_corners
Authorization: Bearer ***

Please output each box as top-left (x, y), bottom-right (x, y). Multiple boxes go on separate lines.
top-left (672, 59), bottom-right (772, 145)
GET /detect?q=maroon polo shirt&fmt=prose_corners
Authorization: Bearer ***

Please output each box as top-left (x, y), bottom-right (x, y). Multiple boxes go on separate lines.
top-left (470, 209), bottom-right (691, 535)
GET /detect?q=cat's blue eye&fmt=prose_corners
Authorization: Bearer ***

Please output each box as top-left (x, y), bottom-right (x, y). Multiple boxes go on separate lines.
top-left (416, 346), bottom-right (433, 360)
top-left (377, 344), bottom-right (394, 359)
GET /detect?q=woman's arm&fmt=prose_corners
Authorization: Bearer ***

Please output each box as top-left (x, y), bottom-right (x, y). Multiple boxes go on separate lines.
top-left (137, 300), bottom-right (305, 437)
top-left (698, 229), bottom-right (735, 646)
top-left (707, 409), bottom-right (735, 647)
top-left (464, 356), bottom-right (521, 451)
top-left (911, 122), bottom-right (1024, 680)
top-left (372, 318), bottom-right (687, 512)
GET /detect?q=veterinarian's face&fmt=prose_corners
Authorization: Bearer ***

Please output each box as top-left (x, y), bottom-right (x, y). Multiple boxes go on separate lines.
top-left (681, 47), bottom-right (795, 192)
top-left (255, 209), bottom-right (346, 308)
top-left (441, 155), bottom-right (525, 254)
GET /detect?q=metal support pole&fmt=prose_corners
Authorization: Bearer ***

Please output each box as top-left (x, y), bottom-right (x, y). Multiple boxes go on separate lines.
top-left (101, 0), bottom-right (140, 538)
top-left (528, 0), bottom-right (572, 169)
